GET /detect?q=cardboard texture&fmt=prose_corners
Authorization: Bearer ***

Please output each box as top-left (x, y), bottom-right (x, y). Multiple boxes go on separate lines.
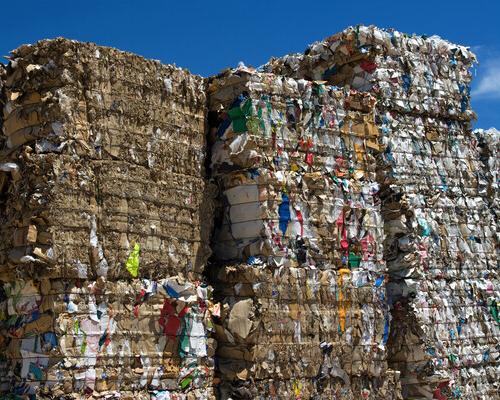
top-left (210, 263), bottom-right (401, 399)
top-left (264, 25), bottom-right (499, 399)
top-left (0, 39), bottom-right (216, 399)
top-left (0, 39), bottom-right (213, 282)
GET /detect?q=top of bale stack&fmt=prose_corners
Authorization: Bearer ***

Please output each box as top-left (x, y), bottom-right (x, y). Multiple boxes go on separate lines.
top-left (263, 25), bottom-right (477, 120)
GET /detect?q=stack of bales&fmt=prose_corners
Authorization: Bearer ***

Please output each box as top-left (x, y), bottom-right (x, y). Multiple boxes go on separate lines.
top-left (0, 39), bottom-right (216, 399)
top-left (0, 25), bottom-right (497, 400)
top-left (207, 68), bottom-right (401, 399)
top-left (264, 25), bottom-right (499, 399)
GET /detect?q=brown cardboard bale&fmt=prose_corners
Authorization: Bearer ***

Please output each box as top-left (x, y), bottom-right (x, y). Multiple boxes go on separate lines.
top-left (210, 263), bottom-right (398, 399)
top-left (0, 39), bottom-right (213, 281)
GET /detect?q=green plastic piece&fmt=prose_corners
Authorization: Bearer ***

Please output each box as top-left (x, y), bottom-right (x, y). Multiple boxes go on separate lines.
top-left (126, 243), bottom-right (141, 278)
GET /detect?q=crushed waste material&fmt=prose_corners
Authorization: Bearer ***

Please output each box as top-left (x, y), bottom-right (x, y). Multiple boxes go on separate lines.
top-left (0, 26), bottom-right (498, 400)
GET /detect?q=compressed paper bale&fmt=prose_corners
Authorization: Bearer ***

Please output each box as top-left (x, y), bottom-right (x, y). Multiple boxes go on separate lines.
top-left (0, 277), bottom-right (217, 397)
top-left (214, 168), bottom-right (385, 269)
top-left (375, 115), bottom-right (499, 397)
top-left (210, 28), bottom-right (498, 399)
top-left (208, 70), bottom-right (385, 272)
top-left (377, 121), bottom-right (498, 396)
top-left (2, 38), bottom-right (207, 177)
top-left (209, 262), bottom-right (395, 399)
top-left (372, 119), bottom-right (498, 398)
top-left (208, 70), bottom-right (379, 176)
top-left (0, 151), bottom-right (210, 280)
top-left (261, 26), bottom-right (498, 398)
top-left (0, 38), bottom-right (213, 281)
top-left (263, 25), bottom-right (477, 121)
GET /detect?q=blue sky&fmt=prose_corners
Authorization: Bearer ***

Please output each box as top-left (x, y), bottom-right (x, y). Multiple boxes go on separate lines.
top-left (1, 0), bottom-right (498, 128)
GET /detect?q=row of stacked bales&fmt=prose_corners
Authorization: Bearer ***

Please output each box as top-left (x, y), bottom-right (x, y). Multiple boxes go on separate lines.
top-left (0, 39), bottom-right (217, 399)
top-left (264, 25), bottom-right (499, 399)
top-left (0, 25), bottom-right (497, 400)
top-left (206, 68), bottom-right (402, 399)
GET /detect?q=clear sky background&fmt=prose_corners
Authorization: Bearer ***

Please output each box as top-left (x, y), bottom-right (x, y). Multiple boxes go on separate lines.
top-left (1, 0), bottom-right (498, 128)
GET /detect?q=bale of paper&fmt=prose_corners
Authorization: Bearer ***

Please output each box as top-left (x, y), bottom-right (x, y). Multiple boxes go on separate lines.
top-left (207, 68), bottom-right (401, 399)
top-left (0, 39), bottom-right (213, 282)
top-left (0, 39), bottom-right (216, 399)
top-left (264, 25), bottom-right (499, 399)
